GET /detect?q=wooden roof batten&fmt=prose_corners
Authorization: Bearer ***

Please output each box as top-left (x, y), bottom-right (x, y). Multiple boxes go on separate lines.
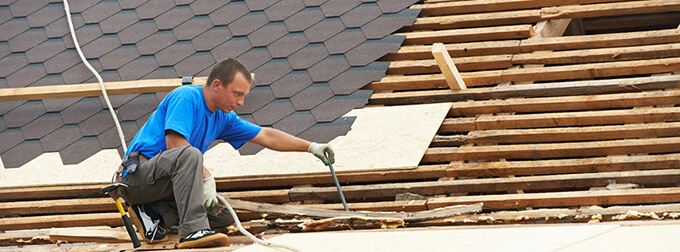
top-left (3, 0), bottom-right (680, 250)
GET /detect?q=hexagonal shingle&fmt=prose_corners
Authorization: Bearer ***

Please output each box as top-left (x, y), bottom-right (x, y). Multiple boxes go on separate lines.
top-left (26, 2), bottom-right (63, 27)
top-left (59, 136), bottom-right (102, 165)
top-left (136, 30), bottom-right (176, 55)
top-left (67, 23), bottom-right (103, 47)
top-left (98, 121), bottom-right (139, 148)
top-left (190, 0), bottom-right (226, 15)
top-left (9, 0), bottom-right (48, 17)
top-left (298, 116), bottom-right (355, 143)
top-left (118, 55), bottom-right (159, 80)
top-left (154, 5), bottom-right (194, 30)
top-left (21, 112), bottom-right (63, 140)
top-left (44, 49), bottom-right (79, 74)
top-left (81, 0), bottom-right (121, 24)
top-left (8, 27), bottom-right (47, 53)
top-left (119, 0), bottom-right (147, 9)
top-left (320, 0), bottom-right (361, 17)
top-left (210, 36), bottom-right (250, 60)
top-left (268, 32), bottom-right (308, 58)
top-left (288, 43), bottom-right (328, 70)
top-left (25, 37), bottom-right (65, 63)
top-left (3, 100), bottom-right (45, 128)
top-left (209, 1), bottom-right (249, 26)
top-left (284, 6), bottom-right (324, 32)
top-left (328, 62), bottom-right (388, 95)
top-left (229, 11), bottom-right (269, 36)
top-left (324, 28), bottom-right (366, 54)
top-left (174, 16), bottom-right (213, 41)
top-left (307, 55), bottom-right (350, 82)
top-left (117, 93), bottom-right (159, 121)
top-left (78, 110), bottom-right (115, 136)
top-left (340, 2), bottom-right (382, 28)
top-left (64, 0), bottom-right (99, 13)
top-left (245, 0), bottom-right (277, 11)
top-left (235, 86), bottom-right (275, 114)
top-left (43, 97), bottom-right (80, 113)
top-left (303, 17), bottom-right (344, 43)
top-left (118, 20), bottom-right (157, 44)
top-left (44, 17), bottom-right (70, 38)
top-left (0, 52), bottom-right (29, 77)
top-left (155, 41), bottom-right (196, 67)
top-left (1, 140), bottom-right (43, 168)
top-left (270, 70), bottom-right (313, 98)
top-left (144, 66), bottom-right (178, 79)
top-left (99, 44), bottom-right (140, 70)
top-left (310, 89), bottom-right (372, 122)
top-left (247, 22), bottom-right (288, 47)
top-left (80, 34), bottom-right (121, 58)
top-left (0, 128), bottom-right (26, 154)
top-left (377, 0), bottom-right (418, 13)
top-left (346, 35), bottom-right (404, 66)
top-left (252, 99), bottom-right (295, 126)
top-left (60, 97), bottom-right (103, 124)
top-left (236, 47), bottom-right (271, 70)
top-left (290, 82), bottom-right (333, 110)
top-left (31, 73), bottom-right (65, 87)
top-left (41, 124), bottom-right (82, 152)
top-left (0, 17), bottom-right (30, 41)
top-left (362, 8), bottom-right (419, 39)
top-left (264, 0), bottom-right (304, 22)
top-left (174, 51), bottom-right (215, 76)
top-left (5, 63), bottom-right (46, 88)
top-left (0, 6), bottom-right (10, 25)
top-left (99, 9), bottom-right (139, 34)
top-left (252, 58), bottom-right (292, 86)
top-left (273, 111), bottom-right (316, 136)
top-left (302, 0), bottom-right (329, 7)
top-left (136, 0), bottom-right (175, 19)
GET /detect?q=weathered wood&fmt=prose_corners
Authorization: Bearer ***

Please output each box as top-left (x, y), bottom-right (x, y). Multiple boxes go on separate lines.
top-left (397, 24), bottom-right (534, 45)
top-left (431, 135), bottom-right (468, 146)
top-left (512, 43), bottom-right (680, 65)
top-left (370, 75), bottom-right (680, 105)
top-left (466, 122), bottom-right (680, 144)
top-left (387, 55), bottom-right (513, 75)
top-left (426, 187), bottom-right (680, 210)
top-left (432, 43), bottom-right (467, 90)
top-left (539, 0), bottom-right (680, 20)
top-left (226, 198), bottom-right (482, 222)
top-left (49, 227), bottom-right (132, 243)
top-left (413, 0), bottom-right (631, 16)
top-left (0, 77), bottom-right (207, 102)
top-left (0, 212), bottom-right (123, 231)
top-left (368, 58), bottom-right (680, 92)
top-left (446, 154), bottom-right (680, 177)
top-left (447, 89), bottom-right (680, 117)
top-left (380, 41), bottom-right (522, 61)
top-left (424, 137), bottom-right (680, 162)
top-left (0, 183), bottom-right (105, 201)
top-left (520, 28), bottom-right (680, 52)
top-left (289, 169), bottom-right (680, 202)
top-left (407, 9), bottom-right (541, 31)
top-left (470, 106), bottom-right (680, 130)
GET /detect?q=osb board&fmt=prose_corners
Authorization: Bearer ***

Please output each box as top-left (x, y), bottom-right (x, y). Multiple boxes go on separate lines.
top-left (205, 103), bottom-right (451, 178)
top-left (0, 103), bottom-right (450, 188)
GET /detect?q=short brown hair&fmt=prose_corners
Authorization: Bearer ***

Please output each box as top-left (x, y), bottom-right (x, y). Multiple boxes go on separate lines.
top-left (206, 58), bottom-right (252, 87)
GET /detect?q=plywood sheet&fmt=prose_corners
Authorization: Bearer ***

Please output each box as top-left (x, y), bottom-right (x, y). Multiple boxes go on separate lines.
top-left (0, 103), bottom-right (450, 187)
top-left (205, 103), bottom-right (451, 178)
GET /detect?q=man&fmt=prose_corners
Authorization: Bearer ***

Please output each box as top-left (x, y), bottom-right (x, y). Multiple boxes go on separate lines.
top-left (117, 58), bottom-right (334, 249)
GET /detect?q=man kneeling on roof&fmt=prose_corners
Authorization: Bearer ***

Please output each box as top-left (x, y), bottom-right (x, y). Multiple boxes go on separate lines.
top-left (115, 58), bottom-right (334, 249)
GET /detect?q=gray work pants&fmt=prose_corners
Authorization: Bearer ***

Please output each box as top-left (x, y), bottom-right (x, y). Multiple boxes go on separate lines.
top-left (122, 145), bottom-right (234, 238)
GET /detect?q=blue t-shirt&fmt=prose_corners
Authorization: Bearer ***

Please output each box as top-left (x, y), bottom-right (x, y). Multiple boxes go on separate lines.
top-left (125, 85), bottom-right (261, 159)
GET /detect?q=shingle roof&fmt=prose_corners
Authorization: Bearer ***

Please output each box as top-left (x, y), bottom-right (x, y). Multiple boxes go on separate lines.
top-left (0, 0), bottom-right (419, 167)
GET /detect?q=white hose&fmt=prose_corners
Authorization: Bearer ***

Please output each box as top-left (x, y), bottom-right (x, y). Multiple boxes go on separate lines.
top-left (62, 0), bottom-right (127, 153)
top-left (218, 195), bottom-right (302, 252)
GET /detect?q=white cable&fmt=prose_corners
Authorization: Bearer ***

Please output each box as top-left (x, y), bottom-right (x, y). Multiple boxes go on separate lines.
top-left (62, 0), bottom-right (127, 153)
top-left (218, 195), bottom-right (302, 252)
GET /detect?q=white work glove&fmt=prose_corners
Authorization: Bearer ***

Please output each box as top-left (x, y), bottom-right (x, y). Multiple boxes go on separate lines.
top-left (308, 142), bottom-right (335, 165)
top-left (202, 174), bottom-right (221, 214)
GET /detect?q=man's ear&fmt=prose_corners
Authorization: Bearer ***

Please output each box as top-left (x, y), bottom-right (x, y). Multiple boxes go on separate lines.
top-left (211, 79), bottom-right (222, 91)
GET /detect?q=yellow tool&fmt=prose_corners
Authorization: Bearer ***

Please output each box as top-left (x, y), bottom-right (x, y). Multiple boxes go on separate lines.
top-left (102, 183), bottom-right (141, 248)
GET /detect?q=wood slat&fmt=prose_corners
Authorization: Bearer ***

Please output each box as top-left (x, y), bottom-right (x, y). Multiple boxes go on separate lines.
top-left (467, 122), bottom-right (680, 144)
top-left (448, 89), bottom-right (680, 116)
top-left (0, 212), bottom-right (122, 231)
top-left (426, 187), bottom-right (680, 210)
top-left (412, 0), bottom-right (631, 16)
top-left (289, 169), bottom-right (680, 202)
top-left (447, 153), bottom-right (680, 177)
top-left (397, 24), bottom-right (534, 45)
top-left (511, 43), bottom-right (680, 65)
top-left (423, 136), bottom-right (680, 162)
top-left (367, 58), bottom-right (680, 92)
top-left (387, 55), bottom-right (514, 75)
top-left (406, 9), bottom-right (541, 31)
top-left (381, 41), bottom-right (522, 61)
top-left (539, 0), bottom-right (680, 20)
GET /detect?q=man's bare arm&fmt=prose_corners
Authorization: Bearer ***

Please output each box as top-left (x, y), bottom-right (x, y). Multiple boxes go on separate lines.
top-left (165, 130), bottom-right (211, 179)
top-left (248, 128), bottom-right (311, 152)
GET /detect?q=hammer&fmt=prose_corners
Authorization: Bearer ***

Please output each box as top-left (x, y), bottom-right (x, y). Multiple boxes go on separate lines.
top-left (101, 183), bottom-right (141, 248)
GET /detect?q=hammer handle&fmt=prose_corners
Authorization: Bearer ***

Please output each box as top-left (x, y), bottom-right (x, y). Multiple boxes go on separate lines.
top-left (116, 199), bottom-right (142, 248)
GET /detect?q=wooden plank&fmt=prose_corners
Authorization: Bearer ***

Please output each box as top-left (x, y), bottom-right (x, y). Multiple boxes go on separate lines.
top-left (380, 41), bottom-right (522, 61)
top-left (226, 198), bottom-right (482, 222)
top-left (426, 187), bottom-right (680, 210)
top-left (412, 0), bottom-right (631, 16)
top-left (583, 12), bottom-right (680, 34)
top-left (368, 58), bottom-right (680, 92)
top-left (0, 183), bottom-right (104, 201)
top-left (512, 43), bottom-right (680, 65)
top-left (437, 117), bottom-right (477, 132)
top-left (406, 9), bottom-right (541, 31)
top-left (539, 0), bottom-right (680, 20)
top-left (432, 43), bottom-right (467, 90)
top-left (49, 227), bottom-right (132, 243)
top-left (387, 55), bottom-right (514, 75)
top-left (289, 169), bottom-right (680, 202)
top-left (446, 153), bottom-right (680, 177)
top-left (471, 106), bottom-right (680, 130)
top-left (0, 212), bottom-right (122, 231)
top-left (0, 77), bottom-right (207, 102)
top-left (397, 24), bottom-right (534, 45)
top-left (466, 122), bottom-right (680, 144)
top-left (520, 28), bottom-right (680, 52)
top-left (447, 89), bottom-right (680, 116)
top-left (423, 136), bottom-right (680, 162)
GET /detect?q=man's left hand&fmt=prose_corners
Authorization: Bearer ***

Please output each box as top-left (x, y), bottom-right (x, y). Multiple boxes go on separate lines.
top-left (308, 142), bottom-right (335, 165)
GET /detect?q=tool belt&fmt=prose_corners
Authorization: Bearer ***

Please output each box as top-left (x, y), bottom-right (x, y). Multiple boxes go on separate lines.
top-left (115, 151), bottom-right (148, 182)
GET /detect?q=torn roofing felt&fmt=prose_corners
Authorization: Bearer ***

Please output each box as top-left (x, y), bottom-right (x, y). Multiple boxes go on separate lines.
top-left (0, 0), bottom-right (421, 168)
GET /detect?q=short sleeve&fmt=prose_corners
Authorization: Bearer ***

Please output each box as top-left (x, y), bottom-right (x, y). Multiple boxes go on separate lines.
top-left (218, 113), bottom-right (261, 149)
top-left (164, 96), bottom-right (196, 140)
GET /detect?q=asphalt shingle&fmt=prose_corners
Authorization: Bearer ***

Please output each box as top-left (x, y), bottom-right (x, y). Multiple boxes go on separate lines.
top-left (154, 5), bottom-right (194, 30)
top-left (190, 0), bottom-right (226, 15)
top-left (265, 0), bottom-right (304, 22)
top-left (283, 6), bottom-right (324, 32)
top-left (80, 34), bottom-right (121, 58)
top-left (209, 1), bottom-right (249, 26)
top-left (252, 98), bottom-right (296, 126)
top-left (136, 0), bottom-right (175, 19)
top-left (340, 2), bottom-right (382, 28)
top-left (328, 62), bottom-right (388, 95)
top-left (0, 128), bottom-right (26, 154)
top-left (307, 55), bottom-right (350, 82)
top-left (118, 55), bottom-right (158, 80)
top-left (270, 70), bottom-right (313, 98)
top-left (245, 0), bottom-right (277, 11)
top-left (5, 63), bottom-right (46, 88)
top-left (174, 16), bottom-right (213, 41)
top-left (99, 44), bottom-right (140, 70)
top-left (324, 28), bottom-right (366, 54)
top-left (1, 140), bottom-right (42, 168)
top-left (59, 136), bottom-right (102, 165)
top-left (99, 9), bottom-right (139, 34)
top-left (21, 112), bottom-right (63, 140)
top-left (362, 8), bottom-right (419, 39)
top-left (9, 0), bottom-right (48, 17)
top-left (298, 115), bottom-right (356, 143)
top-left (26, 2), bottom-right (63, 27)
top-left (320, 0), bottom-right (361, 17)
top-left (229, 11), bottom-right (269, 36)
top-left (117, 20), bottom-right (157, 44)
top-left (0, 52), bottom-right (29, 77)
top-left (173, 51), bottom-right (215, 76)
top-left (81, 0), bottom-right (121, 24)
top-left (8, 27), bottom-right (47, 53)
top-left (268, 32), bottom-right (308, 58)
top-left (193, 25), bottom-right (232, 51)
top-left (117, 93), bottom-right (159, 121)
top-left (41, 124), bottom-right (82, 152)
top-left (60, 97), bottom-right (103, 124)
top-left (236, 47), bottom-right (272, 70)
top-left (288, 43), bottom-right (329, 70)
top-left (43, 49), bottom-right (79, 74)
top-left (0, 17), bottom-right (30, 41)
top-left (236, 86), bottom-right (275, 114)
top-left (3, 100), bottom-right (45, 128)
top-left (303, 17), bottom-right (345, 43)
top-left (252, 58), bottom-right (292, 87)
top-left (273, 111), bottom-right (316, 136)
top-left (290, 82), bottom-right (334, 110)
top-left (155, 41), bottom-right (196, 66)
top-left (25, 37), bottom-right (65, 63)
top-left (136, 30), bottom-right (176, 55)
top-left (310, 90), bottom-right (372, 122)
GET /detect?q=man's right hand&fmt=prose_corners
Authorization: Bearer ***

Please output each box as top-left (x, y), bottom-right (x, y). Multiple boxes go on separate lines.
top-left (203, 175), bottom-right (220, 214)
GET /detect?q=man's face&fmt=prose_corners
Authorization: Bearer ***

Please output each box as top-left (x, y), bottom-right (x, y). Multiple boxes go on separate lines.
top-left (213, 72), bottom-right (250, 113)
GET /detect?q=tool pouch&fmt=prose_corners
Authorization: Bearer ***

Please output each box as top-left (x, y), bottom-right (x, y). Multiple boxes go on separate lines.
top-left (120, 151), bottom-right (141, 177)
